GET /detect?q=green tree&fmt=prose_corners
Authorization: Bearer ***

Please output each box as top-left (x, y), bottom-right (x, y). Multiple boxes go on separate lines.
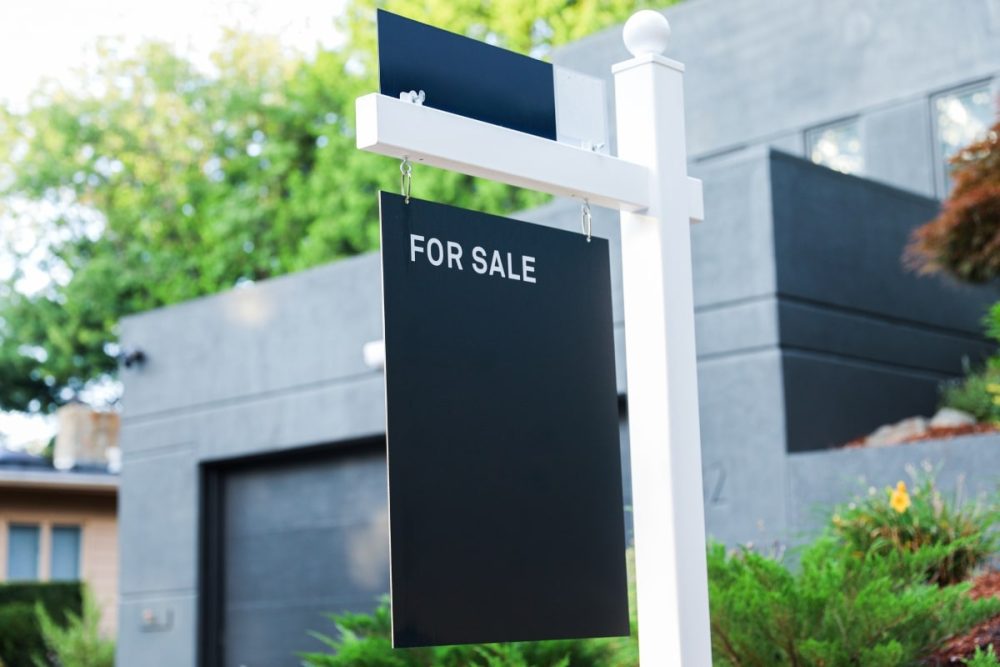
top-left (0, 1), bottom-right (664, 412)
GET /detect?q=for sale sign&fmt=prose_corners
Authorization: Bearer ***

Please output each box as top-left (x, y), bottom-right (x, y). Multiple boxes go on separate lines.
top-left (380, 192), bottom-right (629, 648)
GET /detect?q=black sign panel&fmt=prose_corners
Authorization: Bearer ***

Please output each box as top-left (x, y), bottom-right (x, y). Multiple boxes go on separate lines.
top-left (380, 192), bottom-right (629, 648)
top-left (377, 10), bottom-right (557, 140)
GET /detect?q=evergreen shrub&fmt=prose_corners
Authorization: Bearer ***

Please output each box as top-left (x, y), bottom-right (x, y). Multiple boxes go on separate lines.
top-left (34, 589), bottom-right (115, 667)
top-left (0, 582), bottom-right (82, 667)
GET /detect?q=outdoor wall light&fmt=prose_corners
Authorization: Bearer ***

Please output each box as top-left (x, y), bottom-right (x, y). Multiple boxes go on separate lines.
top-left (118, 347), bottom-right (147, 369)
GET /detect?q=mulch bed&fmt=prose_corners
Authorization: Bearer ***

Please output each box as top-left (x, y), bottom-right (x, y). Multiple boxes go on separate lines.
top-left (970, 572), bottom-right (1000, 601)
top-left (925, 571), bottom-right (1000, 665)
top-left (844, 423), bottom-right (1000, 449)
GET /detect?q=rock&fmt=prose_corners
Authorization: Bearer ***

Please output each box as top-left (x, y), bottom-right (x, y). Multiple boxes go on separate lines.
top-left (864, 416), bottom-right (928, 447)
top-left (929, 407), bottom-right (977, 429)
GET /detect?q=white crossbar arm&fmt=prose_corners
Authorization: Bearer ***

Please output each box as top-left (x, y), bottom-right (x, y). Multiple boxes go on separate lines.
top-left (357, 93), bottom-right (703, 220)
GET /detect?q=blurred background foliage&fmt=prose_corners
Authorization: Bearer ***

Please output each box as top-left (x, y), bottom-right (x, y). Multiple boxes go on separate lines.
top-left (0, 0), bottom-right (660, 413)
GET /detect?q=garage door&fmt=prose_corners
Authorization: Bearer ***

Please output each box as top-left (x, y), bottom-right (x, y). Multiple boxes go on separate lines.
top-left (210, 441), bottom-right (390, 667)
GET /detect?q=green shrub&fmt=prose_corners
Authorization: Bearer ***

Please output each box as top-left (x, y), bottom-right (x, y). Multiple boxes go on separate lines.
top-left (708, 539), bottom-right (1000, 667)
top-left (941, 301), bottom-right (1000, 422)
top-left (300, 596), bottom-right (636, 667)
top-left (965, 645), bottom-right (1000, 667)
top-left (0, 582), bottom-right (82, 667)
top-left (940, 367), bottom-right (1000, 423)
top-left (302, 477), bottom-right (999, 667)
top-left (34, 589), bottom-right (114, 667)
top-left (0, 603), bottom-right (41, 667)
top-left (0, 582), bottom-right (81, 615)
top-left (831, 474), bottom-right (999, 585)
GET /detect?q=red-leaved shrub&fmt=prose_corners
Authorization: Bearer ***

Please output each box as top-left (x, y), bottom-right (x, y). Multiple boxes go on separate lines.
top-left (907, 114), bottom-right (1000, 282)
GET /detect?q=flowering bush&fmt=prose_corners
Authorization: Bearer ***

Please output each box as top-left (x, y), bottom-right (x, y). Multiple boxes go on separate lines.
top-left (832, 473), bottom-right (999, 586)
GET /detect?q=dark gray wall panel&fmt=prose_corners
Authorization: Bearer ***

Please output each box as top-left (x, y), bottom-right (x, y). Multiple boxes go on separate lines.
top-left (777, 299), bottom-right (992, 376)
top-left (781, 351), bottom-right (943, 452)
top-left (770, 152), bottom-right (999, 335)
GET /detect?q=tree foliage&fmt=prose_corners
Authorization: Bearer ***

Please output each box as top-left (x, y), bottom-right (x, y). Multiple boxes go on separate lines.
top-left (0, 1), bottom-right (663, 412)
top-left (907, 114), bottom-right (1000, 282)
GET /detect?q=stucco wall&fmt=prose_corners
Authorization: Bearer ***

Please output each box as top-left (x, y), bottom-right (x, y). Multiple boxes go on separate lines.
top-left (0, 488), bottom-right (118, 635)
top-left (554, 0), bottom-right (1000, 198)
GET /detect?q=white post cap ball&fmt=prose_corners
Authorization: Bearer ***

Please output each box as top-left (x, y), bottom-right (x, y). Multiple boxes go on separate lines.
top-left (623, 10), bottom-right (671, 57)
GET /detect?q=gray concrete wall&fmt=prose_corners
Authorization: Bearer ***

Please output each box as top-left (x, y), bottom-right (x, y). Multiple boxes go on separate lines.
top-left (554, 0), bottom-right (1000, 198)
top-left (788, 434), bottom-right (1000, 541)
top-left (117, 256), bottom-right (387, 667)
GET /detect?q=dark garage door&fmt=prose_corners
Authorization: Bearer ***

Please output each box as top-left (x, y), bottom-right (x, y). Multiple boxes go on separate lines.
top-left (205, 441), bottom-right (389, 667)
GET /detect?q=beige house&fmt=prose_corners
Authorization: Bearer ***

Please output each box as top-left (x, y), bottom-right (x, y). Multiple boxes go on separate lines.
top-left (0, 405), bottom-right (120, 634)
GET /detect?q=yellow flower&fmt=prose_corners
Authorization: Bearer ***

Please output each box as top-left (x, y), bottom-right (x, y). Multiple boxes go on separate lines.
top-left (890, 481), bottom-right (911, 513)
top-left (986, 383), bottom-right (1000, 394)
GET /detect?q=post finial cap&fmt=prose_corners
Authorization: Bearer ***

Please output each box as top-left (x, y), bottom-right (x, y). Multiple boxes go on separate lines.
top-left (623, 10), bottom-right (671, 57)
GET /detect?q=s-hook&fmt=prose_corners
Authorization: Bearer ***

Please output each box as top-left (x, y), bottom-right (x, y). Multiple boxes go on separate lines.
top-left (400, 157), bottom-right (413, 204)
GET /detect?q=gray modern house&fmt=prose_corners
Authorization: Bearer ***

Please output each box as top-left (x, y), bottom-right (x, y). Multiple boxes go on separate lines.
top-left (116, 1), bottom-right (1000, 665)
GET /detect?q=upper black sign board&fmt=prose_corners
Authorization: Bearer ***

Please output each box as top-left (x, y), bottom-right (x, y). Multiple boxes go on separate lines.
top-left (377, 10), bottom-right (558, 140)
top-left (380, 192), bottom-right (629, 648)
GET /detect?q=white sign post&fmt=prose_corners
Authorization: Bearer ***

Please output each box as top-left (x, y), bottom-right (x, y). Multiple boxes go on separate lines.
top-left (356, 9), bottom-right (712, 665)
top-left (614, 11), bottom-right (712, 666)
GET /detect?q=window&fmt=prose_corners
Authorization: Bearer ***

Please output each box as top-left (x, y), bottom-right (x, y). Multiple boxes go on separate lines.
top-left (933, 83), bottom-right (995, 195)
top-left (51, 525), bottom-right (81, 581)
top-left (7, 524), bottom-right (40, 581)
top-left (806, 119), bottom-right (864, 175)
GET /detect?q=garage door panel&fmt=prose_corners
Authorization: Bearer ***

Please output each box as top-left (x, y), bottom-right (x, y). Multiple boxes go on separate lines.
top-left (224, 517), bottom-right (389, 604)
top-left (218, 442), bottom-right (388, 667)
top-left (224, 450), bottom-right (387, 536)
top-left (223, 599), bottom-right (376, 667)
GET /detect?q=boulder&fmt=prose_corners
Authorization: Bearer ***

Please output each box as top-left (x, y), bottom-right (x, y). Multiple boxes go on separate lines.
top-left (929, 407), bottom-right (977, 429)
top-left (864, 416), bottom-right (928, 447)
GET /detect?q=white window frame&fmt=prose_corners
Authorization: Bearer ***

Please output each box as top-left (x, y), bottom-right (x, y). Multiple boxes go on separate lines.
top-left (930, 77), bottom-right (998, 198)
top-left (804, 116), bottom-right (866, 176)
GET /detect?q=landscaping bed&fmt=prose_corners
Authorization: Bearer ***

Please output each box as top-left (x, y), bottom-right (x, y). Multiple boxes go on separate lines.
top-left (928, 571), bottom-right (1000, 665)
top-left (845, 422), bottom-right (1000, 448)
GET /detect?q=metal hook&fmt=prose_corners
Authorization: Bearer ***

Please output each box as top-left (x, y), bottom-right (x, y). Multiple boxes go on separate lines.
top-left (400, 157), bottom-right (413, 204)
top-left (581, 199), bottom-right (592, 243)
